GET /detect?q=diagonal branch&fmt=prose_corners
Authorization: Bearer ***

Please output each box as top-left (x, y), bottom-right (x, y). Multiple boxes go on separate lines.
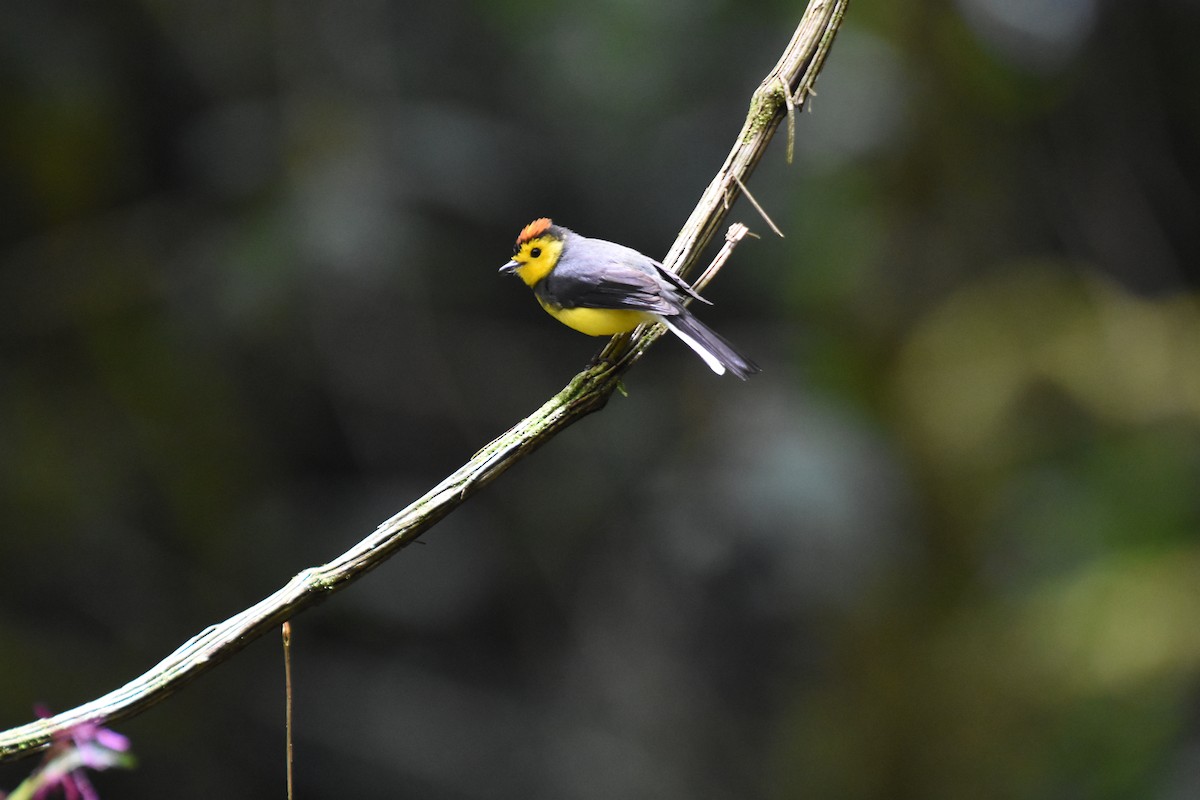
top-left (0, 0), bottom-right (848, 762)
top-left (599, 0), bottom-right (846, 366)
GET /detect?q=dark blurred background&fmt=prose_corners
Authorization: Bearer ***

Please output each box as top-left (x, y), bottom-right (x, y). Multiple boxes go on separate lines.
top-left (3, 0), bottom-right (1200, 797)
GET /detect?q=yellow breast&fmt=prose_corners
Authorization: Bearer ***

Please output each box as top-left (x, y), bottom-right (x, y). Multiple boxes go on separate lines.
top-left (538, 301), bottom-right (654, 336)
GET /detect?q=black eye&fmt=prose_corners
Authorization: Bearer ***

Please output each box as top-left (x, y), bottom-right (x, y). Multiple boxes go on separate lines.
top-left (530, 247), bottom-right (542, 258)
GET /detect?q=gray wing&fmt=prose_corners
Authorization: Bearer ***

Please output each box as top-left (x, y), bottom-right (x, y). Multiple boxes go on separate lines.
top-left (541, 238), bottom-right (709, 313)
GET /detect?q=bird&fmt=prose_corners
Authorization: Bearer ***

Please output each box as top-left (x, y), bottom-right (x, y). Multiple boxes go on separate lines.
top-left (499, 218), bottom-right (760, 379)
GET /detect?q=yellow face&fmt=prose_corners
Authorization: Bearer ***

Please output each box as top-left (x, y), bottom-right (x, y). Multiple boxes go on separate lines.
top-left (509, 235), bottom-right (564, 288)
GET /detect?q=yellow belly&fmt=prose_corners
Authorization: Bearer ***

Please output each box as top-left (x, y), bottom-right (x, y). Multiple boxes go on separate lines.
top-left (540, 302), bottom-right (654, 336)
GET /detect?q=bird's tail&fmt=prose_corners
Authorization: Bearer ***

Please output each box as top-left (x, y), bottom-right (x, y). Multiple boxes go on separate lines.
top-left (662, 312), bottom-right (760, 380)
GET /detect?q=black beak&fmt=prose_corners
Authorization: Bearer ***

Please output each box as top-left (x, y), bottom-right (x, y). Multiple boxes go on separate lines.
top-left (499, 260), bottom-right (519, 275)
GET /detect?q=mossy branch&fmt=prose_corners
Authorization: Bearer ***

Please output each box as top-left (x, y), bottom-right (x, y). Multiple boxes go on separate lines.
top-left (0, 0), bottom-right (848, 762)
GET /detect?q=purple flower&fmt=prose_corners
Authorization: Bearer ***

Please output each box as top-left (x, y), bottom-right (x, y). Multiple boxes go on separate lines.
top-left (6, 708), bottom-right (135, 800)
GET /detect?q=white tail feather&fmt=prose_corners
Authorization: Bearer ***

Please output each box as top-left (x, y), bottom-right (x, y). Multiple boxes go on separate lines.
top-left (662, 317), bottom-right (727, 375)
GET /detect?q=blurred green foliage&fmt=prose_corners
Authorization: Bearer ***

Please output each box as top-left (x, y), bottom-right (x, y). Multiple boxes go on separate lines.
top-left (2, 0), bottom-right (1199, 798)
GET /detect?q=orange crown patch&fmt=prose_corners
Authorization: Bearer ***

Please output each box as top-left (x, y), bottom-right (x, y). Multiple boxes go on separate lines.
top-left (516, 218), bottom-right (553, 246)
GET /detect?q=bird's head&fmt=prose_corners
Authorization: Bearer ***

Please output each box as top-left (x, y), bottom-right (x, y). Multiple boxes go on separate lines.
top-left (499, 218), bottom-right (566, 287)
